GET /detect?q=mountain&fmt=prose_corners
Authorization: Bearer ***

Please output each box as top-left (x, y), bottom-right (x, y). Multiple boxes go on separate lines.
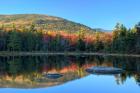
top-left (0, 14), bottom-right (95, 33)
top-left (94, 28), bottom-right (112, 32)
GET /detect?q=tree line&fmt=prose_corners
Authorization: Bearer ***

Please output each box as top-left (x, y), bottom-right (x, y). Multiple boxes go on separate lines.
top-left (0, 23), bottom-right (140, 53)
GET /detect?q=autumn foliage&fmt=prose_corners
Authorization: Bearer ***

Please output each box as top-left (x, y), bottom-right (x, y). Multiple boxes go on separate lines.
top-left (0, 23), bottom-right (140, 53)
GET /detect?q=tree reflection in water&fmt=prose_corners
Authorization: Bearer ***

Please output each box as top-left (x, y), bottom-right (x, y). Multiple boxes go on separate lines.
top-left (0, 55), bottom-right (140, 88)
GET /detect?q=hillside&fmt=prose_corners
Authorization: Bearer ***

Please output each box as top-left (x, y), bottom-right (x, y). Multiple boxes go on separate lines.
top-left (0, 14), bottom-right (138, 54)
top-left (0, 14), bottom-right (95, 33)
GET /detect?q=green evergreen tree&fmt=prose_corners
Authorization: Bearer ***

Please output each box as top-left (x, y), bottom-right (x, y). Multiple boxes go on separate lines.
top-left (7, 31), bottom-right (21, 51)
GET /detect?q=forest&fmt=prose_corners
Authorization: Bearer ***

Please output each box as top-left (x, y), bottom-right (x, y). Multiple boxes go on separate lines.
top-left (0, 22), bottom-right (140, 54)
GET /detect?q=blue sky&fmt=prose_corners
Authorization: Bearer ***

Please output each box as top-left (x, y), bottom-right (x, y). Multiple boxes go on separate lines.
top-left (0, 0), bottom-right (140, 30)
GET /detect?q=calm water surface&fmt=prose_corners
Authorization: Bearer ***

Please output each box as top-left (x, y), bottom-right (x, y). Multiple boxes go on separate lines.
top-left (0, 55), bottom-right (140, 93)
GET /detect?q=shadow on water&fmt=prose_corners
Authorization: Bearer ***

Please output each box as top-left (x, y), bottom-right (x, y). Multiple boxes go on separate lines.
top-left (0, 55), bottom-right (140, 88)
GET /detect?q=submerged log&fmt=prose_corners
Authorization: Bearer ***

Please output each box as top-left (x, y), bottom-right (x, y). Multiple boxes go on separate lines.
top-left (86, 66), bottom-right (124, 75)
top-left (43, 73), bottom-right (63, 79)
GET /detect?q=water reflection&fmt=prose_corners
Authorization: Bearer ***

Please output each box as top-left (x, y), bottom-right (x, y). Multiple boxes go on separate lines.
top-left (0, 55), bottom-right (140, 88)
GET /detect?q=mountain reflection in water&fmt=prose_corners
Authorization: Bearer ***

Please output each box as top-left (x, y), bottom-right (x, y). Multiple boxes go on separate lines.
top-left (0, 55), bottom-right (140, 88)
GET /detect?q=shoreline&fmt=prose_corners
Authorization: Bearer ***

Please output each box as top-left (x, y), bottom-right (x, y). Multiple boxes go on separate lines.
top-left (0, 52), bottom-right (140, 57)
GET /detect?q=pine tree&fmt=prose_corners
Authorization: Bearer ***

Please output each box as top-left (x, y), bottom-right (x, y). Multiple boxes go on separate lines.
top-left (77, 28), bottom-right (86, 51)
top-left (7, 30), bottom-right (21, 51)
top-left (135, 22), bottom-right (140, 53)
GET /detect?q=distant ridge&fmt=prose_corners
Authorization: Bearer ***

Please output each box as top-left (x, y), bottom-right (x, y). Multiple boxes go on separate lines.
top-left (0, 14), bottom-right (96, 33)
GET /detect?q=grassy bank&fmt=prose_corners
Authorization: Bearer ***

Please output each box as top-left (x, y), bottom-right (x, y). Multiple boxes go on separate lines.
top-left (0, 51), bottom-right (140, 57)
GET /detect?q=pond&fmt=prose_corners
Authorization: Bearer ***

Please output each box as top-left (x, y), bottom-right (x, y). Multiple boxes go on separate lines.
top-left (0, 55), bottom-right (140, 93)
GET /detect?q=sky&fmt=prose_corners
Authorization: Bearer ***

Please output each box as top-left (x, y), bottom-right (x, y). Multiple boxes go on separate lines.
top-left (0, 0), bottom-right (140, 30)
